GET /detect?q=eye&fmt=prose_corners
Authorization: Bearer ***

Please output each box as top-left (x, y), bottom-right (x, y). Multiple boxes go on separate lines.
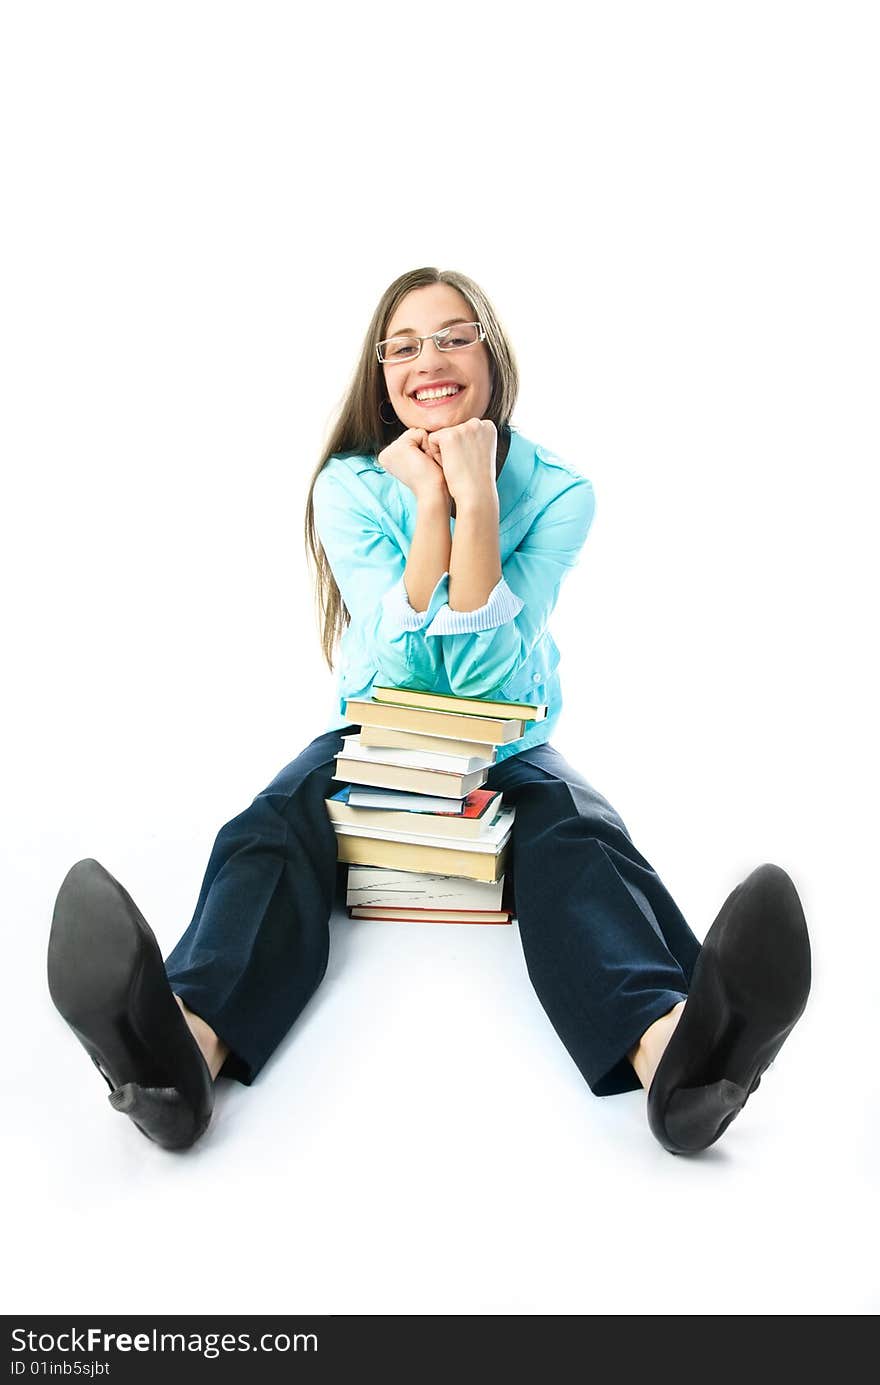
top-left (385, 339), bottom-right (418, 359)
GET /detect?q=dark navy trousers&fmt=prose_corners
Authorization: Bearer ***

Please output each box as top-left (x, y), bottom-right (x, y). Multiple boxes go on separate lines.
top-left (164, 727), bottom-right (702, 1097)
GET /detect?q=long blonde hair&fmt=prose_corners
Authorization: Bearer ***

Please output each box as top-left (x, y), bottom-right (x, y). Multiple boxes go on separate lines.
top-left (304, 267), bottom-right (520, 670)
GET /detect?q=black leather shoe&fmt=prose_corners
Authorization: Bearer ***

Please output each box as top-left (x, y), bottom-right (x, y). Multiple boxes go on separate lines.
top-left (647, 862), bottom-right (811, 1155)
top-left (48, 858), bottom-right (215, 1151)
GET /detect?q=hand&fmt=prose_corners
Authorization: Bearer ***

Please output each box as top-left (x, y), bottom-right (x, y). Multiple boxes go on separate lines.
top-left (377, 428), bottom-right (450, 503)
top-left (423, 418), bottom-right (498, 504)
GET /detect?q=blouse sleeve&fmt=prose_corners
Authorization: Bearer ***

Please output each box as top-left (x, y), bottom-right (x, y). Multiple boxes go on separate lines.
top-left (425, 476), bottom-right (596, 698)
top-left (311, 461), bottom-right (445, 690)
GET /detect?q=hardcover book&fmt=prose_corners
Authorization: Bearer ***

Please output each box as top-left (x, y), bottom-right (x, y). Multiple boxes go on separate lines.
top-left (371, 684), bottom-right (548, 722)
top-left (326, 786), bottom-right (503, 840)
top-left (343, 699), bottom-right (526, 745)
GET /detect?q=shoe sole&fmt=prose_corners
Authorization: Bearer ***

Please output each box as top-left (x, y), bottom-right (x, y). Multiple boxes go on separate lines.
top-left (48, 858), bottom-right (213, 1147)
top-left (647, 862), bottom-right (811, 1154)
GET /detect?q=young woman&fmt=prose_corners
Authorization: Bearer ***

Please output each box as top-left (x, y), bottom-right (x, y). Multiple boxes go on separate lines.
top-left (47, 267), bottom-right (811, 1156)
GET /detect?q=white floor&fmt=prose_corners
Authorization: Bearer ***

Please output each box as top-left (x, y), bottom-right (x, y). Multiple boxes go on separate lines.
top-left (5, 774), bottom-right (878, 1316)
top-left (3, 0), bottom-right (878, 1316)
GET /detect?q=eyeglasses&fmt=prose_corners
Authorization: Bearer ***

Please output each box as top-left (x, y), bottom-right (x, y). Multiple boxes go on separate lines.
top-left (376, 321), bottom-right (485, 364)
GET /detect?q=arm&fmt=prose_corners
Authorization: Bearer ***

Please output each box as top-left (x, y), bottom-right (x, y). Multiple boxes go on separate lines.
top-left (448, 489), bottom-right (502, 612)
top-left (404, 485), bottom-right (452, 613)
top-left (425, 476), bottom-right (596, 697)
top-left (311, 461), bottom-right (448, 691)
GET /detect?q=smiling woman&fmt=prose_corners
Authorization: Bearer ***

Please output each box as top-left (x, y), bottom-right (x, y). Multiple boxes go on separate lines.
top-left (380, 292), bottom-right (492, 429)
top-left (48, 265), bottom-right (811, 1160)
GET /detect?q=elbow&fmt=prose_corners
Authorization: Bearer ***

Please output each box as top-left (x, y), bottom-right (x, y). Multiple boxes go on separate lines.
top-left (384, 666), bottom-right (438, 692)
top-left (444, 660), bottom-right (518, 700)
top-left (369, 643), bottom-right (441, 694)
top-left (443, 634), bottom-right (526, 699)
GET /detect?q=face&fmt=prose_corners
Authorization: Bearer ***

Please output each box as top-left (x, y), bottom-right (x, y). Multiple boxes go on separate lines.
top-left (381, 283), bottom-right (493, 432)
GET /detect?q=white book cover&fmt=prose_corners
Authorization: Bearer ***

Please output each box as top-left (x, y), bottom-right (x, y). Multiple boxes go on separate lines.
top-left (333, 758), bottom-right (488, 796)
top-left (340, 733), bottom-right (493, 774)
top-left (332, 807), bottom-right (514, 854)
top-left (346, 868), bottom-right (505, 910)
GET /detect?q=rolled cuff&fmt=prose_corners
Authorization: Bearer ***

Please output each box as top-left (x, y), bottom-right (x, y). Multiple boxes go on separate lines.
top-left (424, 576), bottom-right (525, 636)
top-left (380, 571), bottom-right (450, 632)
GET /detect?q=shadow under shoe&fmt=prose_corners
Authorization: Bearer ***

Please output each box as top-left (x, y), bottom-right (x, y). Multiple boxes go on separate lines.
top-left (48, 858), bottom-right (215, 1151)
top-left (647, 862), bottom-right (811, 1155)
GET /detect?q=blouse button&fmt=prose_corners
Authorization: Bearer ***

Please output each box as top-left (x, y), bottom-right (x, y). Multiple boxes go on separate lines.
top-left (533, 673), bottom-right (541, 683)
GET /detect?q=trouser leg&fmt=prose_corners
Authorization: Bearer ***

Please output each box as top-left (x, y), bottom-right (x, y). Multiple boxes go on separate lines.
top-left (164, 726), bottom-right (357, 1085)
top-left (487, 744), bottom-right (702, 1096)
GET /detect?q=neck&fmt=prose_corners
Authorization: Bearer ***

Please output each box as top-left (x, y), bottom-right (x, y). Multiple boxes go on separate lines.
top-left (496, 426), bottom-right (510, 478)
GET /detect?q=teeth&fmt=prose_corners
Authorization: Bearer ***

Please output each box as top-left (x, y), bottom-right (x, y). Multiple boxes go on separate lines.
top-left (414, 385), bottom-right (461, 401)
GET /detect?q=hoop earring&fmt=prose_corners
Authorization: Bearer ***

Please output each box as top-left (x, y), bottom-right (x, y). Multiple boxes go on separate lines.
top-left (379, 400), bottom-right (397, 426)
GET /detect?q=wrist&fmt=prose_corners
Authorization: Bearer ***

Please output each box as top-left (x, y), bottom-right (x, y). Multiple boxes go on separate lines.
top-left (449, 485), bottom-right (499, 516)
top-left (414, 480), bottom-right (452, 512)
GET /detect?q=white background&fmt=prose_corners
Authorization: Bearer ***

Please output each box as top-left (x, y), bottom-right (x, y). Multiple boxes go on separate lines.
top-left (2, 1), bottom-right (878, 1315)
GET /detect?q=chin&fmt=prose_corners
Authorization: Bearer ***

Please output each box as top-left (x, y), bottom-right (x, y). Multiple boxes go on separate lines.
top-left (423, 409), bottom-right (467, 431)
top-left (397, 398), bottom-right (477, 432)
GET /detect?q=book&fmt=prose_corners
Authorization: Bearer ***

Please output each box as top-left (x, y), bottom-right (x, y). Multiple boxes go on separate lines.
top-left (336, 680), bottom-right (516, 889)
top-left (326, 786), bottom-right (503, 840)
top-left (372, 684), bottom-right (548, 723)
top-left (358, 724), bottom-right (498, 762)
top-left (349, 907), bottom-right (511, 925)
top-left (343, 698), bottom-right (526, 745)
top-left (332, 755), bottom-right (488, 798)
top-left (347, 786), bottom-right (468, 812)
top-left (345, 867), bottom-right (505, 910)
top-left (332, 806), bottom-right (514, 852)
top-left (335, 832), bottom-right (510, 883)
top-left (339, 733), bottom-right (492, 774)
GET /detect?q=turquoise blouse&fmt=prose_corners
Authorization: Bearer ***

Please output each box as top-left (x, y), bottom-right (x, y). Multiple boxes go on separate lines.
top-left (312, 425), bottom-right (596, 762)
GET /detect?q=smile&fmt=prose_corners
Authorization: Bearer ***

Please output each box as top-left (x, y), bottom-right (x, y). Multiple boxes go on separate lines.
top-left (411, 385), bottom-right (463, 405)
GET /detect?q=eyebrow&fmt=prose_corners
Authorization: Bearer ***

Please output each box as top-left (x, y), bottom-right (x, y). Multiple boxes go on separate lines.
top-left (383, 317), bottom-right (469, 338)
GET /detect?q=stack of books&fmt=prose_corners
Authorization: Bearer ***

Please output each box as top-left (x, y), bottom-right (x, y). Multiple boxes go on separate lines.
top-left (325, 684), bottom-right (547, 925)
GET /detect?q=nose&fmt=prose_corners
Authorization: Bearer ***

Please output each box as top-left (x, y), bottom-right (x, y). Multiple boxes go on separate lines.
top-left (417, 335), bottom-right (450, 370)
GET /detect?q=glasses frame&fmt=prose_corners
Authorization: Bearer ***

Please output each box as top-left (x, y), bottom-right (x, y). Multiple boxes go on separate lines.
top-left (375, 321), bottom-right (486, 364)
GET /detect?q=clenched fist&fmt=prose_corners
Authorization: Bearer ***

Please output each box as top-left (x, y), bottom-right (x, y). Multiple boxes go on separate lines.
top-left (423, 418), bottom-right (498, 505)
top-left (376, 428), bottom-right (450, 503)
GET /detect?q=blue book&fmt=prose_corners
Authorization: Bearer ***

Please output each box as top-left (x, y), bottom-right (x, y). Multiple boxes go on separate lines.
top-left (330, 784), bottom-right (468, 814)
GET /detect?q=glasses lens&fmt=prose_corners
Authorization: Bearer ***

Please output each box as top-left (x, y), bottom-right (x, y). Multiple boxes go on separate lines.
top-left (437, 322), bottom-right (480, 350)
top-left (379, 336), bottom-right (420, 362)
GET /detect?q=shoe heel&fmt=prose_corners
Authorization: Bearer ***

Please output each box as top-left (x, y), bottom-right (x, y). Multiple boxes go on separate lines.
top-left (661, 1078), bottom-right (748, 1154)
top-left (108, 1082), bottom-right (210, 1151)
